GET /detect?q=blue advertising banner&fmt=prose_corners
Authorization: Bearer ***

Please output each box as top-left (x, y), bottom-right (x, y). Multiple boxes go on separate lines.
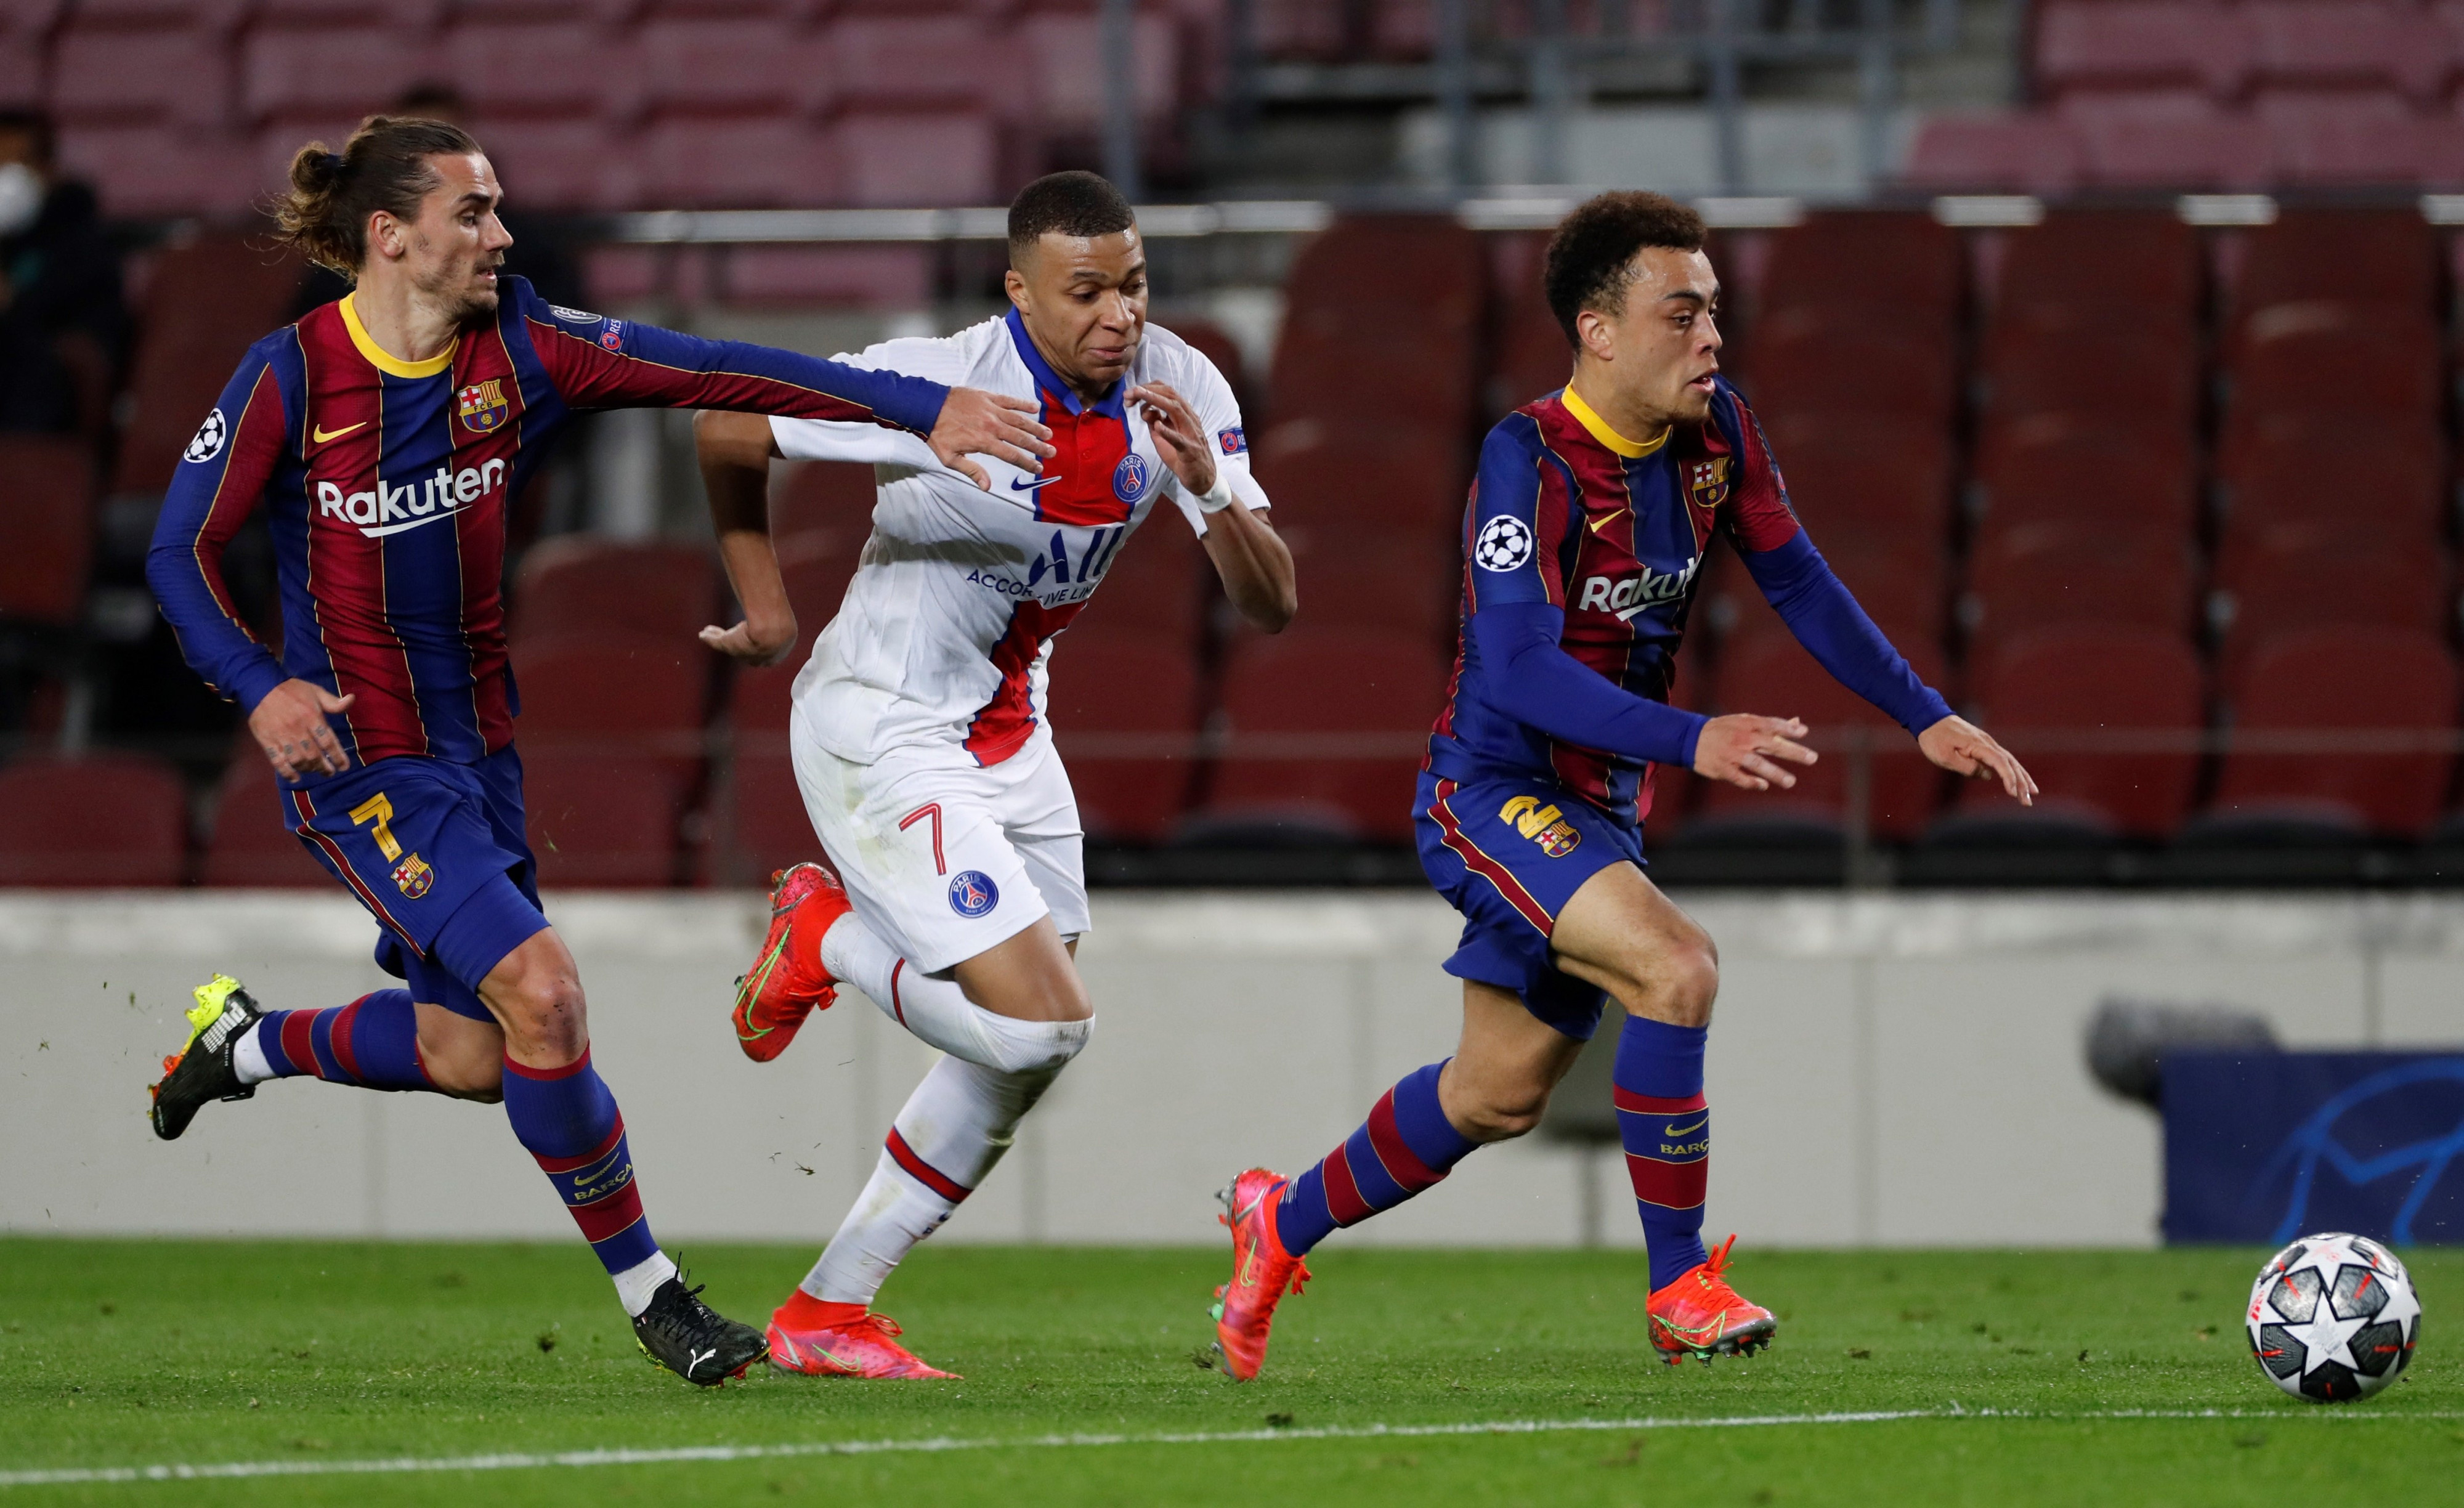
top-left (2163, 1052), bottom-right (2464, 1245)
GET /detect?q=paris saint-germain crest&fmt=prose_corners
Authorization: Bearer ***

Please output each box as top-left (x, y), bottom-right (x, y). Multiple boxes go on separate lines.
top-left (456, 379), bottom-right (509, 434)
top-left (947, 870), bottom-right (999, 918)
top-left (1685, 456), bottom-right (1730, 511)
top-left (1111, 452), bottom-right (1151, 503)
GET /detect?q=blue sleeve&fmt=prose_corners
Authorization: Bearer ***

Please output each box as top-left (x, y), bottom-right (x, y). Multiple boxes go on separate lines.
top-left (145, 344), bottom-right (293, 714)
top-left (1740, 531), bottom-right (1954, 736)
top-left (1469, 601), bottom-right (1709, 767)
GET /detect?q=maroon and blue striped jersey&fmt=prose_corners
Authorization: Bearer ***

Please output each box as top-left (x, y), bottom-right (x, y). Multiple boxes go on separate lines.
top-left (1428, 378), bottom-right (1802, 825)
top-left (147, 277), bottom-right (947, 766)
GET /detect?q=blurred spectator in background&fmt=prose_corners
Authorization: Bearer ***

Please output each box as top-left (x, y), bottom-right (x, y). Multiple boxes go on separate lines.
top-left (293, 84), bottom-right (582, 315)
top-left (0, 108), bottom-right (126, 438)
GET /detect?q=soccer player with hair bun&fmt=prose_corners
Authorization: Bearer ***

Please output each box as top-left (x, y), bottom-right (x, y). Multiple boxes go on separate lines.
top-left (142, 115), bottom-right (1051, 1387)
top-left (1207, 191), bottom-right (2038, 1379)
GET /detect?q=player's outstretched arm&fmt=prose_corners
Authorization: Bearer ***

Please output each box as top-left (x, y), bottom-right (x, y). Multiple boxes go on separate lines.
top-left (1917, 715), bottom-right (2038, 805)
top-left (692, 410), bottom-right (798, 666)
top-left (1130, 380), bottom-right (1296, 631)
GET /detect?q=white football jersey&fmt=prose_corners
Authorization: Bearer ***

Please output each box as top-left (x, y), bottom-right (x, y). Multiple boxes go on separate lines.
top-left (772, 310), bottom-right (1266, 766)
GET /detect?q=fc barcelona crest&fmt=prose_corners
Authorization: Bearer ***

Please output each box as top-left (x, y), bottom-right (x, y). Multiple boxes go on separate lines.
top-left (1685, 455), bottom-right (1730, 511)
top-left (391, 852), bottom-right (435, 899)
top-left (456, 379), bottom-right (509, 434)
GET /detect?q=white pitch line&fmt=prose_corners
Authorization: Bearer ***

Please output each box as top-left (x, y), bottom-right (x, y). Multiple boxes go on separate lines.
top-left (3, 1408), bottom-right (2454, 1489)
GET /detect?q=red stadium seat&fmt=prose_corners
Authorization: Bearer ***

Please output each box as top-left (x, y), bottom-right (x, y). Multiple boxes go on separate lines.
top-left (1737, 307), bottom-right (1958, 427)
top-left (2234, 209), bottom-right (2439, 323)
top-left (2035, 0), bottom-right (2251, 100)
top-left (1258, 526), bottom-right (1457, 641)
top-left (240, 26), bottom-right (438, 123)
top-left (1963, 521), bottom-right (2201, 668)
top-left (0, 437), bottom-right (95, 626)
top-left (57, 122), bottom-right (262, 218)
top-left (2256, 92), bottom-right (2449, 188)
top-left (1972, 415), bottom-right (2200, 536)
top-left (772, 458), bottom-right (876, 542)
top-left (201, 754), bottom-right (330, 888)
top-left (522, 750), bottom-right (689, 887)
top-left (49, 23), bottom-right (232, 127)
top-left (1690, 628), bottom-right (1948, 842)
top-left (2062, 91), bottom-right (2274, 190)
top-left (1283, 215), bottom-right (1488, 338)
top-left (829, 111), bottom-right (996, 208)
top-left (473, 118), bottom-right (625, 213)
top-left (1958, 625), bottom-right (2205, 838)
top-left (638, 116), bottom-right (833, 207)
top-left (632, 18), bottom-right (829, 119)
top-left (1013, 9), bottom-right (1180, 128)
top-left (1757, 211), bottom-right (1963, 327)
top-left (0, 753), bottom-right (189, 888)
top-left (774, 530), bottom-right (867, 633)
top-left (2212, 530), bottom-right (2452, 676)
top-left (708, 658), bottom-right (804, 886)
top-left (1249, 420), bottom-right (1467, 540)
top-left (1163, 315), bottom-right (1251, 415)
top-left (512, 633), bottom-right (711, 795)
top-left (2207, 625), bottom-right (2459, 837)
top-left (1066, 511), bottom-right (1208, 651)
top-left (1996, 209), bottom-right (2202, 320)
top-left (1978, 318), bottom-right (2201, 427)
top-left (1045, 637), bottom-right (1201, 842)
top-left (512, 537), bottom-right (719, 645)
top-left (1899, 111), bottom-right (2083, 195)
top-left (1268, 323), bottom-right (1478, 436)
top-left (1767, 415), bottom-right (1956, 541)
top-left (442, 23), bottom-right (618, 119)
top-left (1704, 538), bottom-right (1950, 665)
top-left (825, 17), bottom-right (1000, 109)
top-left (2228, 305), bottom-right (2445, 419)
top-left (2245, 2), bottom-right (2454, 103)
top-left (2221, 443), bottom-right (2445, 538)
top-left (112, 235), bottom-right (307, 493)
top-left (2215, 410), bottom-right (2446, 511)
top-left (1196, 627), bottom-right (1451, 843)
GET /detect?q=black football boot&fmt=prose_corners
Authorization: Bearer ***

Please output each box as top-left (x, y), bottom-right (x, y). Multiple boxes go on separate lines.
top-left (148, 974), bottom-right (265, 1140)
top-left (632, 1272), bottom-right (769, 1387)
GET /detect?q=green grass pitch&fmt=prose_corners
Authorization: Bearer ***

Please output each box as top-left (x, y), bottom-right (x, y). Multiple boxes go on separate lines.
top-left (2, 1238), bottom-right (2457, 1505)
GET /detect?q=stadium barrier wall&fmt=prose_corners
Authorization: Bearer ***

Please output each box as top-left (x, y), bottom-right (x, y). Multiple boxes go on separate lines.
top-left (5, 891), bottom-right (2460, 1251)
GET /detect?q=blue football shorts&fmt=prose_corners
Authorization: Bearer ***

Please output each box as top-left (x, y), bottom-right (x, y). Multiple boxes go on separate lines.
top-left (1412, 767), bottom-right (1645, 1041)
top-left (278, 746), bottom-right (551, 1022)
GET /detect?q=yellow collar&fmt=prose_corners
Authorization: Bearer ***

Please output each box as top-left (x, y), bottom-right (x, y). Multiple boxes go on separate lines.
top-left (339, 293), bottom-right (458, 379)
top-left (1561, 384), bottom-right (1668, 459)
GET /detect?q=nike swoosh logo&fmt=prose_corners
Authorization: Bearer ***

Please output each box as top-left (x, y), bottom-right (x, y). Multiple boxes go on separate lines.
top-left (312, 421), bottom-right (368, 444)
top-left (1663, 1116), bottom-right (1709, 1137)
top-left (1588, 508), bottom-right (1627, 534)
top-left (1009, 474), bottom-right (1060, 492)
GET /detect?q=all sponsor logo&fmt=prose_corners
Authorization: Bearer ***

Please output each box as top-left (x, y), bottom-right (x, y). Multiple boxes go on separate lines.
top-left (391, 852), bottom-right (434, 899)
top-left (1685, 455), bottom-right (1730, 511)
top-left (183, 408), bottom-right (227, 464)
top-left (947, 869), bottom-right (1000, 918)
top-left (316, 458), bottom-right (508, 539)
top-left (1575, 554), bottom-right (1702, 621)
top-left (1112, 452), bottom-right (1151, 503)
top-left (456, 379), bottom-right (509, 434)
top-left (1474, 515), bottom-right (1534, 572)
top-left (1499, 794), bottom-right (1582, 857)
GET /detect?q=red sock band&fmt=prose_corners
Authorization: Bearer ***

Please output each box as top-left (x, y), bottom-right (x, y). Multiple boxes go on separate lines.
top-left (777, 1289), bottom-right (868, 1330)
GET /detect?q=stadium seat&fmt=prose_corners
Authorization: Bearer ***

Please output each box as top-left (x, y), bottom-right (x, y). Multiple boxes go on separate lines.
top-left (1194, 627), bottom-right (1450, 843)
top-left (443, 23), bottom-right (625, 120)
top-left (1690, 628), bottom-right (1948, 842)
top-left (1012, 9), bottom-right (1179, 128)
top-left (200, 753), bottom-right (330, 888)
top-left (2227, 306), bottom-right (2446, 420)
top-left (772, 458), bottom-right (875, 542)
top-left (240, 26), bottom-right (439, 123)
top-left (708, 657), bottom-right (803, 886)
top-left (1065, 509), bottom-right (1207, 650)
top-left (1962, 521), bottom-right (2201, 669)
top-left (1954, 625), bottom-right (2205, 839)
top-left (49, 23), bottom-right (232, 128)
top-left (1045, 637), bottom-right (1201, 842)
top-left (1972, 415), bottom-right (2200, 537)
top-left (0, 437), bottom-right (95, 627)
top-left (1164, 316), bottom-right (1251, 415)
top-left (0, 753), bottom-right (189, 888)
top-left (2256, 92), bottom-right (2450, 188)
top-left (638, 115), bottom-right (833, 207)
top-left (2221, 444), bottom-right (2446, 538)
top-left (1899, 111), bottom-right (2083, 195)
top-left (1737, 307), bottom-right (1958, 427)
top-left (2205, 625), bottom-right (2459, 838)
top-left (1756, 211), bottom-right (1963, 327)
top-left (829, 111), bottom-right (997, 207)
top-left (521, 750), bottom-right (689, 887)
top-left (2062, 92), bottom-right (2274, 190)
top-left (631, 18), bottom-right (829, 120)
top-left (1767, 417), bottom-right (1956, 541)
top-left (471, 118), bottom-right (625, 213)
top-left (1268, 323), bottom-right (1478, 437)
top-left (511, 537), bottom-right (719, 645)
top-left (1248, 420), bottom-right (1467, 540)
top-left (112, 235), bottom-right (307, 493)
top-left (825, 16), bottom-right (1000, 109)
top-left (56, 121), bottom-right (261, 217)
top-left (2211, 531), bottom-right (2452, 676)
top-left (511, 632), bottom-right (711, 785)
top-left (2234, 210), bottom-right (2439, 323)
top-left (1704, 538), bottom-right (1950, 666)
top-left (1258, 525), bottom-right (1457, 641)
top-left (2245, 2), bottom-right (2454, 103)
top-left (2214, 410), bottom-right (2446, 514)
top-left (1282, 215), bottom-right (1488, 338)
top-left (1977, 320), bottom-right (2201, 428)
top-left (1996, 209), bottom-right (2202, 321)
top-left (2034, 0), bottom-right (2251, 100)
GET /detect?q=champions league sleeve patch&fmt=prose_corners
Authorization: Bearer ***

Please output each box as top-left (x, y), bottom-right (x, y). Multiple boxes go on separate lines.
top-left (543, 303), bottom-right (627, 352)
top-left (1474, 515), bottom-right (1535, 572)
top-left (1217, 426), bottom-right (1246, 456)
top-left (183, 408), bottom-right (227, 464)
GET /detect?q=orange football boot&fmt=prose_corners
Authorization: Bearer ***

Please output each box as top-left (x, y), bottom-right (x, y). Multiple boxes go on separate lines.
top-left (1209, 1168), bottom-right (1312, 1380)
top-left (1646, 1234), bottom-right (1778, 1365)
top-left (731, 862), bottom-right (851, 1062)
top-left (768, 1309), bottom-right (958, 1380)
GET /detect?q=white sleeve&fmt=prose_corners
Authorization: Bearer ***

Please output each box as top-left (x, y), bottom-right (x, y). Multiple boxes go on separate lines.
top-left (1161, 343), bottom-right (1268, 536)
top-left (769, 333), bottom-right (962, 471)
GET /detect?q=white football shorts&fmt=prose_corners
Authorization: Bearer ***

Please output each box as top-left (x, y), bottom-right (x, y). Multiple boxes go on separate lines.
top-left (788, 707), bottom-right (1090, 974)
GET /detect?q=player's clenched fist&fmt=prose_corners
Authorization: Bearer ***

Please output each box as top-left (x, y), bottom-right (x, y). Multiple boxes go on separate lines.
top-left (1692, 713), bottom-right (1817, 792)
top-left (928, 387), bottom-right (1055, 489)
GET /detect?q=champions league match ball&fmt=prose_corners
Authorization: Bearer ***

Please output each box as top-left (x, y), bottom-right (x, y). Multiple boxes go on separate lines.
top-left (2246, 1233), bottom-right (2421, 1403)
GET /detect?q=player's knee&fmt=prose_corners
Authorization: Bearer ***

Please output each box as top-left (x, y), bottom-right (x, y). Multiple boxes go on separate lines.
top-left (487, 968), bottom-right (588, 1062)
top-left (976, 1009), bottom-right (1093, 1076)
top-left (1650, 939), bottom-right (1720, 1028)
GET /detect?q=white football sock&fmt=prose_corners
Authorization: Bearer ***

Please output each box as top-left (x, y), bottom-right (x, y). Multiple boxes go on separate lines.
top-left (800, 1054), bottom-right (1063, 1307)
top-left (819, 914), bottom-right (1093, 1073)
top-left (232, 1024), bottom-right (275, 1085)
top-left (612, 1249), bottom-right (679, 1318)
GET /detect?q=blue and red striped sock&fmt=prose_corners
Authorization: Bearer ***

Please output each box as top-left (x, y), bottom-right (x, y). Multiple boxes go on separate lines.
top-left (500, 1049), bottom-right (663, 1285)
top-left (250, 990), bottom-right (432, 1091)
top-left (1277, 1061), bottom-right (1478, 1256)
top-left (1615, 1016), bottom-right (1711, 1291)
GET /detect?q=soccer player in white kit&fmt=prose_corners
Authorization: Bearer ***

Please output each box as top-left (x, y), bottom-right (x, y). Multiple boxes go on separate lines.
top-left (694, 172), bottom-right (1298, 1378)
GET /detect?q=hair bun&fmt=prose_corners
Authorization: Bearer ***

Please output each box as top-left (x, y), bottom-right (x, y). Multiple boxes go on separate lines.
top-left (322, 152), bottom-right (344, 172)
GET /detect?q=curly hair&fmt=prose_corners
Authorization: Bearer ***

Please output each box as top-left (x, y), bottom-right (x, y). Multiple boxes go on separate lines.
top-left (1542, 190), bottom-right (1708, 347)
top-left (1007, 171), bottom-right (1136, 264)
top-left (272, 115), bottom-right (483, 280)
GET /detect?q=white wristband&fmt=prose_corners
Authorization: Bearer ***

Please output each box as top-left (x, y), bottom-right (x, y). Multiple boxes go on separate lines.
top-left (1196, 468), bottom-right (1237, 514)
